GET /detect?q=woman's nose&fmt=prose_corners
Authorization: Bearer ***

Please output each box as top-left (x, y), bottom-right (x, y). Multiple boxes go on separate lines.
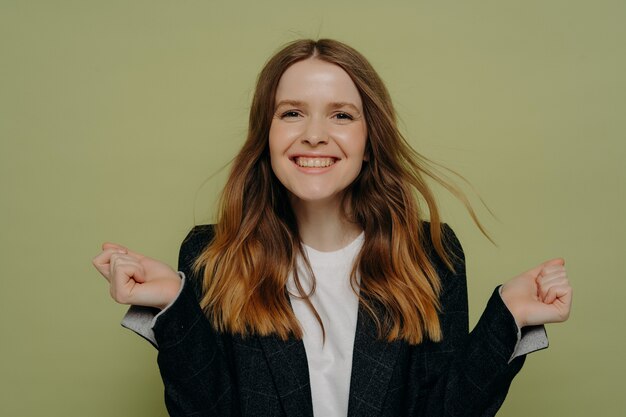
top-left (302, 117), bottom-right (328, 145)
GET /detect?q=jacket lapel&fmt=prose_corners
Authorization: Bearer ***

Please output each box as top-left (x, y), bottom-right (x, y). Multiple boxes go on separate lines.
top-left (255, 300), bottom-right (400, 417)
top-left (257, 334), bottom-right (314, 417)
top-left (347, 302), bottom-right (402, 417)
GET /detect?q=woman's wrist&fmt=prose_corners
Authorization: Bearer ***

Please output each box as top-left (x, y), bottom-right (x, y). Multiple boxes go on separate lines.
top-left (155, 276), bottom-right (183, 310)
top-left (499, 283), bottom-right (527, 328)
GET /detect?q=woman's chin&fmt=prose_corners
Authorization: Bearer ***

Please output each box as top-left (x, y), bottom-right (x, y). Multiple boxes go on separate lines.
top-left (288, 192), bottom-right (342, 207)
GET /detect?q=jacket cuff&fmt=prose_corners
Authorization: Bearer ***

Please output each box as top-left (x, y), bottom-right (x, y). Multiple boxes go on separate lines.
top-left (120, 271), bottom-right (186, 348)
top-left (496, 285), bottom-right (549, 363)
top-left (151, 271), bottom-right (206, 350)
top-left (511, 325), bottom-right (549, 362)
top-left (121, 305), bottom-right (160, 348)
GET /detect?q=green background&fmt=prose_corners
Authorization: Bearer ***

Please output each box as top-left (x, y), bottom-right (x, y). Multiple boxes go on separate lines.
top-left (1, 1), bottom-right (624, 416)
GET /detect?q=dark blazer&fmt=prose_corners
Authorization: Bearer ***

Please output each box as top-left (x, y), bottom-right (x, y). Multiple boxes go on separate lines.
top-left (150, 223), bottom-right (528, 417)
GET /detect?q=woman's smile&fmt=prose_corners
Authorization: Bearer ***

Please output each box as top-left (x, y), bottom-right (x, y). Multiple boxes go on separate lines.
top-left (293, 156), bottom-right (338, 168)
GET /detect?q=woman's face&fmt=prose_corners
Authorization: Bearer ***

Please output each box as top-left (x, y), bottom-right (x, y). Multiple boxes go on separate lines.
top-left (269, 58), bottom-right (368, 208)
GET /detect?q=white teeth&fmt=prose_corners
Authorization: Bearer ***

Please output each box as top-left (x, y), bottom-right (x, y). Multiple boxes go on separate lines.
top-left (294, 157), bottom-right (336, 168)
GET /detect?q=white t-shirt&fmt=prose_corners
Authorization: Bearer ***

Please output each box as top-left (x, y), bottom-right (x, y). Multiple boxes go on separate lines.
top-left (286, 231), bottom-right (365, 417)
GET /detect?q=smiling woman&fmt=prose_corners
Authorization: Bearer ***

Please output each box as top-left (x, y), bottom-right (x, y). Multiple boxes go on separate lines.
top-left (92, 38), bottom-right (572, 417)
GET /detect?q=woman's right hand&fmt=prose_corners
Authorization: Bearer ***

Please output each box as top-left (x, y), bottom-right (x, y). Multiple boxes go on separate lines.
top-left (92, 243), bottom-right (182, 310)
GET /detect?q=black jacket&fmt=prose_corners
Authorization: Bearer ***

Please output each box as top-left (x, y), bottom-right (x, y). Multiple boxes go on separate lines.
top-left (141, 223), bottom-right (539, 416)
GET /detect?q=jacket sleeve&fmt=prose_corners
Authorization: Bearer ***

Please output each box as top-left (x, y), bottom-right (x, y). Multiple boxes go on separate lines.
top-left (152, 225), bottom-right (236, 417)
top-left (418, 224), bottom-right (546, 417)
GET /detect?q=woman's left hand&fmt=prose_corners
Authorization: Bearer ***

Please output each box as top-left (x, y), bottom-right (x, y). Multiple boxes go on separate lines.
top-left (500, 258), bottom-right (573, 328)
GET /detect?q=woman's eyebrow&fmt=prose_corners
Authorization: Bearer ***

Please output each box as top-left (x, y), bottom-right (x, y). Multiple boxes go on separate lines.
top-left (328, 102), bottom-right (361, 113)
top-left (275, 99), bottom-right (306, 109)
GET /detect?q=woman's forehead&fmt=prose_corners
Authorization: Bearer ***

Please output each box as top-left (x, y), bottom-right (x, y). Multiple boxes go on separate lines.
top-left (274, 59), bottom-right (362, 107)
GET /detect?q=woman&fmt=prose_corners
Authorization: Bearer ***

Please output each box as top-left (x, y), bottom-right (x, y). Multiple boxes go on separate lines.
top-left (92, 39), bottom-right (572, 417)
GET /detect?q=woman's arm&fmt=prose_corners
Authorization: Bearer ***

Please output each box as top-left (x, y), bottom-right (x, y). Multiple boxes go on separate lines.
top-left (416, 224), bottom-right (570, 417)
top-left (154, 225), bottom-right (238, 417)
top-left (93, 226), bottom-right (237, 416)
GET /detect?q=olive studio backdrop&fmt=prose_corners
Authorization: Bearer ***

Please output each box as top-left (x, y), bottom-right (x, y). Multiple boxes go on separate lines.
top-left (1, 1), bottom-right (624, 416)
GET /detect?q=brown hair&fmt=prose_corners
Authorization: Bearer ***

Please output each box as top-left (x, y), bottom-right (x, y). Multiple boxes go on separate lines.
top-left (193, 39), bottom-right (484, 344)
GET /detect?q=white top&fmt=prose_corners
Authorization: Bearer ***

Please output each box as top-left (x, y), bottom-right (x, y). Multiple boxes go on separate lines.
top-left (286, 231), bottom-right (365, 417)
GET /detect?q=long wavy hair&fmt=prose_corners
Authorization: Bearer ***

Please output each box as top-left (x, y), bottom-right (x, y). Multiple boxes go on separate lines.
top-left (193, 38), bottom-right (484, 344)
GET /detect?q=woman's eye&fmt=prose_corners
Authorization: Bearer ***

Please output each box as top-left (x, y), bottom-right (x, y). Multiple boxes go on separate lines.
top-left (334, 112), bottom-right (354, 121)
top-left (281, 111), bottom-right (301, 119)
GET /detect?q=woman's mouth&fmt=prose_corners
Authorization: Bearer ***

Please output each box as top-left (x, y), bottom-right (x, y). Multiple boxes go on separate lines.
top-left (292, 157), bottom-right (338, 168)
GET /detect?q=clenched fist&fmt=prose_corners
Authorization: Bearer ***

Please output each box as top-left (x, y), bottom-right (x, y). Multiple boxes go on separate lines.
top-left (92, 243), bottom-right (182, 310)
top-left (500, 258), bottom-right (573, 328)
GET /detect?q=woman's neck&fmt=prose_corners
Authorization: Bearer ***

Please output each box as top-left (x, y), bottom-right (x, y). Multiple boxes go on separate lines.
top-left (290, 196), bottom-right (363, 252)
